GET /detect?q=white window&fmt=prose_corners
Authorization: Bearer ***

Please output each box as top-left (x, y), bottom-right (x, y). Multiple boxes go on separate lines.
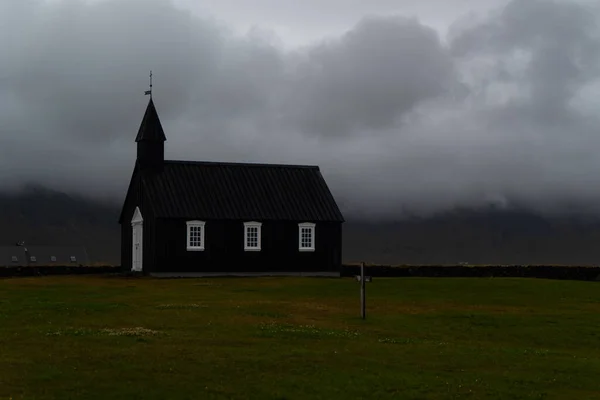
top-left (298, 222), bottom-right (315, 252)
top-left (244, 221), bottom-right (262, 251)
top-left (186, 220), bottom-right (205, 251)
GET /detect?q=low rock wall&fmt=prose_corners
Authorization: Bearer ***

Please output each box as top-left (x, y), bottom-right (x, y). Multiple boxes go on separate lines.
top-left (341, 264), bottom-right (600, 281)
top-left (1, 264), bottom-right (599, 281)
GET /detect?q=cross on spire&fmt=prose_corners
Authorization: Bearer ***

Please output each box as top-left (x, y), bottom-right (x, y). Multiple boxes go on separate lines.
top-left (144, 70), bottom-right (153, 98)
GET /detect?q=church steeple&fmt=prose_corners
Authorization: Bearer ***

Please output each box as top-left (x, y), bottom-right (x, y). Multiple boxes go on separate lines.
top-left (135, 97), bottom-right (166, 142)
top-left (135, 75), bottom-right (166, 173)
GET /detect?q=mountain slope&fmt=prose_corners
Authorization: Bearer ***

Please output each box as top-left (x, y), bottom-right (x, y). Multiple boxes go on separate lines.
top-left (343, 209), bottom-right (600, 265)
top-left (0, 186), bottom-right (121, 264)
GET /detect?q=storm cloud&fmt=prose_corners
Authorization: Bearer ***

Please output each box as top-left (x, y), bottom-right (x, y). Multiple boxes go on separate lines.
top-left (2, 0), bottom-right (600, 219)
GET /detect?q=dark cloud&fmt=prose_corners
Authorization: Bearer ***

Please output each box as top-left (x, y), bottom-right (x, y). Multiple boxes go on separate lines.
top-left (180, 0), bottom-right (504, 47)
top-left (450, 0), bottom-right (600, 123)
top-left (2, 0), bottom-right (600, 218)
top-left (282, 16), bottom-right (456, 137)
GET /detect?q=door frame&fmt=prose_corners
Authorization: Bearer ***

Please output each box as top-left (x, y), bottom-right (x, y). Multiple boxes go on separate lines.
top-left (131, 206), bottom-right (144, 272)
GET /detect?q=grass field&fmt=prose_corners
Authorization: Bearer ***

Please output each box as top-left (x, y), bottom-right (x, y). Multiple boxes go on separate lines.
top-left (1, 275), bottom-right (600, 399)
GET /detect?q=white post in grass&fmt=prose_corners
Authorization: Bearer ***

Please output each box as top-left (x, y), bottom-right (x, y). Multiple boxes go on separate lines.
top-left (355, 261), bottom-right (372, 319)
top-left (361, 261), bottom-right (366, 319)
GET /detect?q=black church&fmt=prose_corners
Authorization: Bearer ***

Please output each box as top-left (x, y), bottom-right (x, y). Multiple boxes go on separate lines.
top-left (119, 97), bottom-right (345, 276)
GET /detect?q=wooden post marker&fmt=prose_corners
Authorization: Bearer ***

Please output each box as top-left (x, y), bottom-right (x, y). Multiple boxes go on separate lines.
top-left (355, 261), bottom-right (372, 319)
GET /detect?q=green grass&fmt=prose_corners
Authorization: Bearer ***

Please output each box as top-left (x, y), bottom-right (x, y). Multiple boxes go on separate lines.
top-left (1, 276), bottom-right (600, 399)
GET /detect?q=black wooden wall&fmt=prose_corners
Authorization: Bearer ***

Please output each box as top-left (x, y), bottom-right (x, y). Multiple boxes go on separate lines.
top-left (151, 219), bottom-right (342, 273)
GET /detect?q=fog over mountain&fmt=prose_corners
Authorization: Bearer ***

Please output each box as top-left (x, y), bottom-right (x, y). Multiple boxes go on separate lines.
top-left (4, 185), bottom-right (600, 266)
top-left (2, 0), bottom-right (600, 220)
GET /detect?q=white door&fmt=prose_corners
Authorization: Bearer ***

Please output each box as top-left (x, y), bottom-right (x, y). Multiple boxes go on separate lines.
top-left (131, 207), bottom-right (144, 272)
top-left (132, 223), bottom-right (143, 272)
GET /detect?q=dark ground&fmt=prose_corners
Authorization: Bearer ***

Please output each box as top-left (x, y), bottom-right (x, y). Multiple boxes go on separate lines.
top-left (2, 276), bottom-right (600, 399)
top-left (3, 185), bottom-right (600, 265)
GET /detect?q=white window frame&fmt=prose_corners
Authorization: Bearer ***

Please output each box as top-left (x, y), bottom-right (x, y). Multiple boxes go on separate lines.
top-left (298, 222), bottom-right (316, 252)
top-left (244, 221), bottom-right (262, 251)
top-left (186, 220), bottom-right (205, 251)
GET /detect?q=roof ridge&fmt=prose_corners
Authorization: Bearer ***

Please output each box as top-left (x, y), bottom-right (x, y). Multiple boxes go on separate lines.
top-left (163, 159), bottom-right (320, 169)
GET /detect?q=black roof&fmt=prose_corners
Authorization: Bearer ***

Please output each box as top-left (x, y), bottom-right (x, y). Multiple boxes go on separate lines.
top-left (140, 160), bottom-right (345, 222)
top-left (135, 98), bottom-right (166, 142)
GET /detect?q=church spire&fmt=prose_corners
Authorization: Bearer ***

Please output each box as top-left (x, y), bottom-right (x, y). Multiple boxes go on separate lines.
top-left (136, 72), bottom-right (166, 172)
top-left (136, 71), bottom-right (165, 142)
top-left (135, 97), bottom-right (166, 142)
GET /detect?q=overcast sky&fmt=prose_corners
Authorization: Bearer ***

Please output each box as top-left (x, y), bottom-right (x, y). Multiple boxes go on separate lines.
top-left (3, 0), bottom-right (600, 219)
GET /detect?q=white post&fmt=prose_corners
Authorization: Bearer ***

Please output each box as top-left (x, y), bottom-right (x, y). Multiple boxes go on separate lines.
top-left (361, 262), bottom-right (366, 319)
